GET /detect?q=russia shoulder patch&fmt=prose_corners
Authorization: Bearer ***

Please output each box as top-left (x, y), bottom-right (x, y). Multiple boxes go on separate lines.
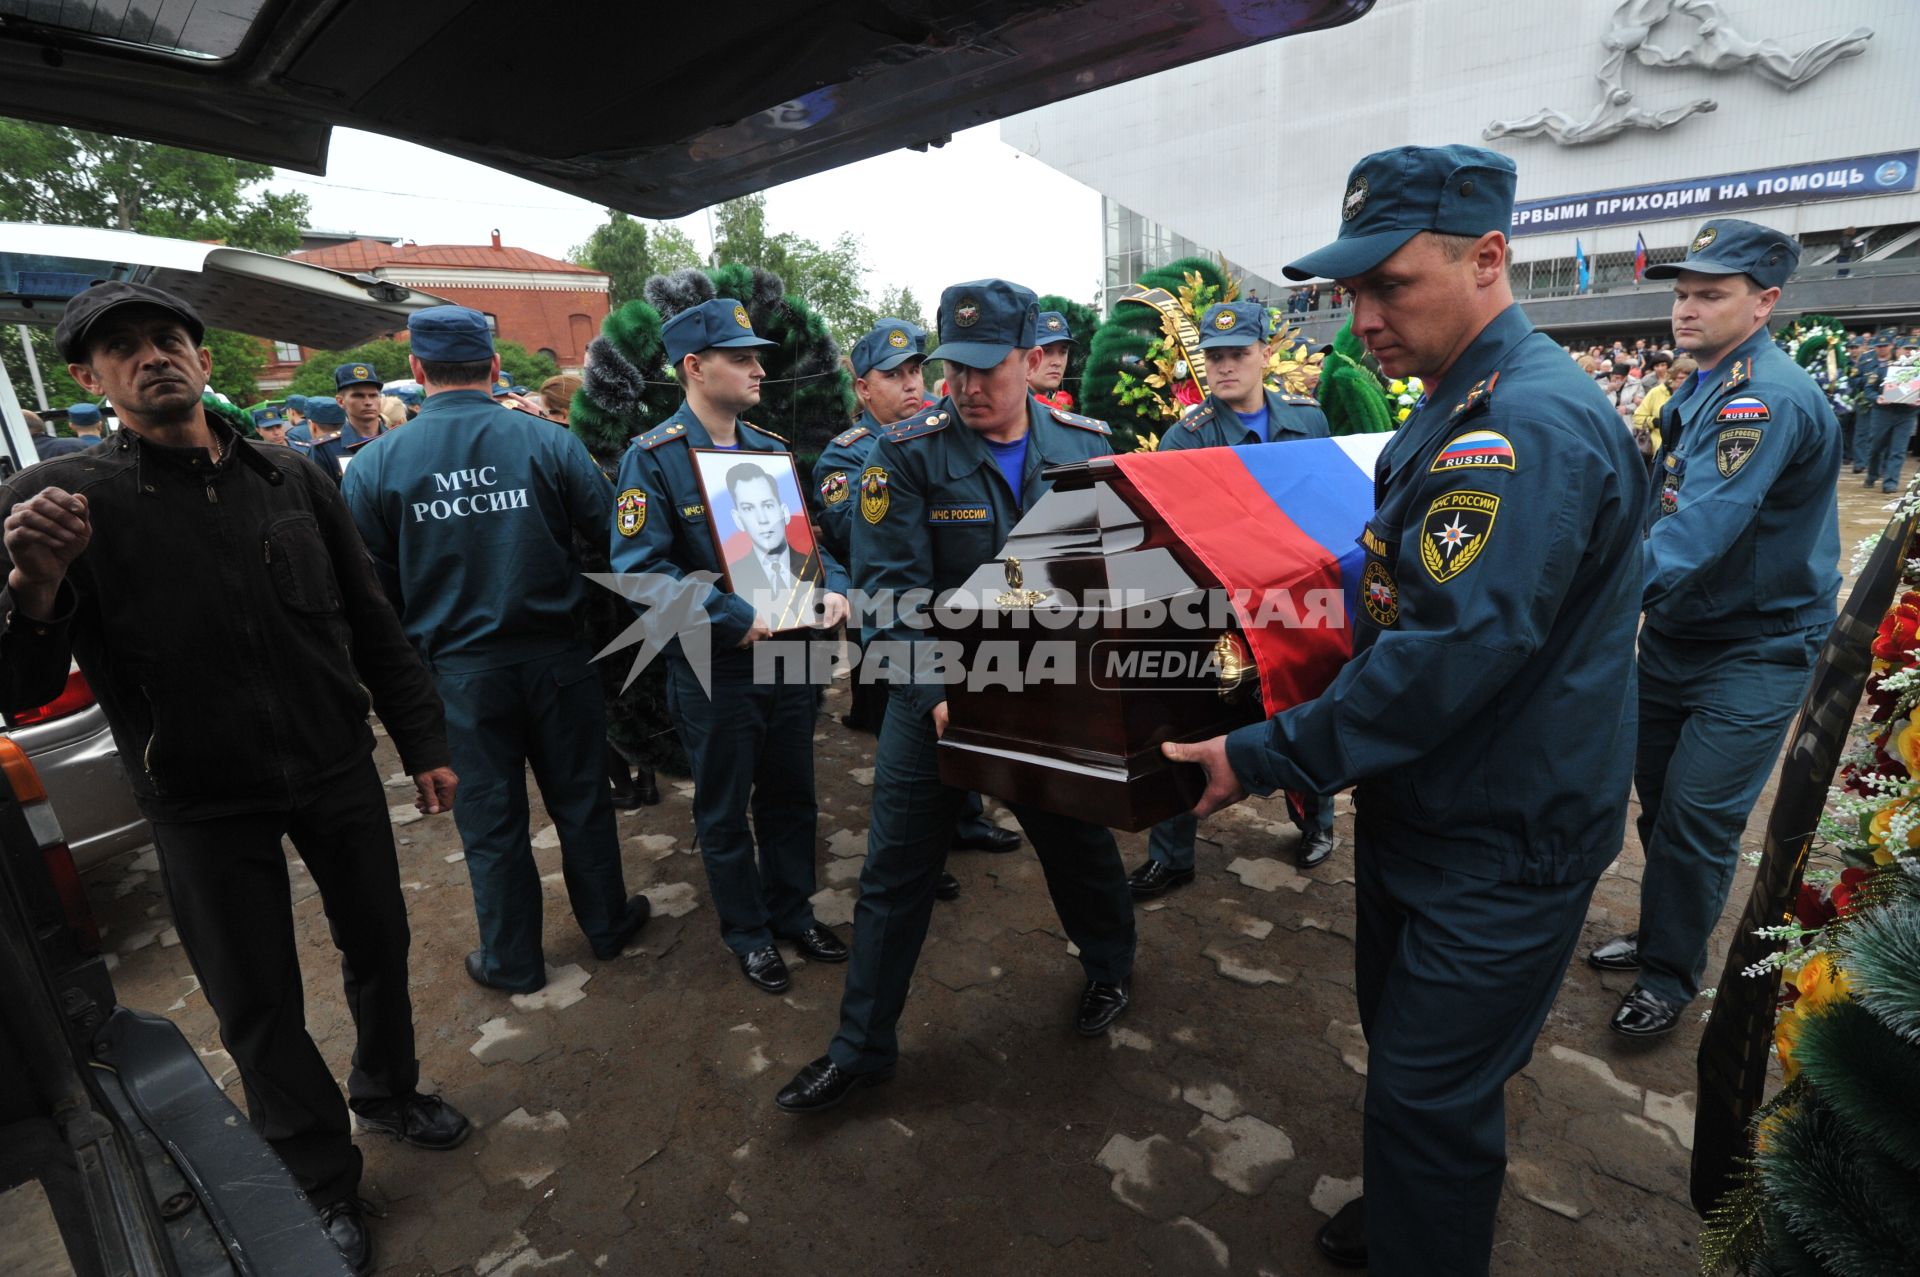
top-left (1430, 428), bottom-right (1515, 473)
top-left (1715, 395), bottom-right (1770, 425)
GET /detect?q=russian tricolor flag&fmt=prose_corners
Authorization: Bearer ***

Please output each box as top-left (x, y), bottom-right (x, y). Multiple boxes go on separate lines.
top-left (1112, 434), bottom-right (1389, 715)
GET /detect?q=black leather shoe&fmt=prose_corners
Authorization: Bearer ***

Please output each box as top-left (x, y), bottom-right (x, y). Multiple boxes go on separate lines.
top-left (1296, 828), bottom-right (1336, 869)
top-left (740, 945), bottom-right (791, 994)
top-left (352, 1092), bottom-right (473, 1151)
top-left (953, 825), bottom-right (1021, 853)
top-left (1075, 979), bottom-right (1130, 1036)
top-left (1126, 860), bottom-right (1193, 899)
top-left (631, 765), bottom-right (661, 806)
top-left (934, 871), bottom-right (961, 901)
top-left (1611, 984), bottom-right (1685, 1037)
top-left (1316, 1196), bottom-right (1367, 1268)
top-left (590, 894), bottom-right (653, 959)
top-left (464, 949), bottom-right (544, 995)
top-left (788, 924), bottom-right (849, 963)
top-left (774, 1054), bottom-right (895, 1114)
top-left (1587, 932), bottom-right (1641, 971)
top-left (320, 1196), bottom-right (373, 1274)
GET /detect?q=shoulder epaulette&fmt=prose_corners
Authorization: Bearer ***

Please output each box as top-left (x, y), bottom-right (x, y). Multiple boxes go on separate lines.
top-left (882, 409), bottom-right (951, 443)
top-left (1444, 370), bottom-right (1500, 421)
top-left (1279, 392), bottom-right (1320, 407)
top-left (1718, 358), bottom-right (1753, 394)
top-left (1050, 405), bottom-right (1112, 435)
top-left (1180, 403), bottom-right (1216, 432)
top-left (741, 419), bottom-right (788, 446)
top-left (637, 420), bottom-right (689, 450)
top-left (831, 423), bottom-right (872, 449)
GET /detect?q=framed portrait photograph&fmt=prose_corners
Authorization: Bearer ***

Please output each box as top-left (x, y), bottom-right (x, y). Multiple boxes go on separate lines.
top-left (690, 448), bottom-right (825, 633)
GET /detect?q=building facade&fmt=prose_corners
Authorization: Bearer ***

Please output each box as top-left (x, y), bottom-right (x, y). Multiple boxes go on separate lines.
top-left (1005, 0), bottom-right (1919, 333)
top-left (259, 231), bottom-right (610, 388)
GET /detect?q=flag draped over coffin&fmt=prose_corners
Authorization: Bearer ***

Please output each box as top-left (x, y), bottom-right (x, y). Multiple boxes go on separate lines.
top-left (1110, 433), bottom-right (1389, 715)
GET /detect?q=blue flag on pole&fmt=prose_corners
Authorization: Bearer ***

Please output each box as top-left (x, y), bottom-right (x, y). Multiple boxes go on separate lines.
top-left (1574, 239), bottom-right (1591, 293)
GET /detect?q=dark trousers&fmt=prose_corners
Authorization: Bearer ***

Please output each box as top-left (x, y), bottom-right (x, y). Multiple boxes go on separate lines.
top-left (150, 756), bottom-right (417, 1207)
top-left (1633, 625), bottom-right (1819, 1005)
top-left (829, 689), bottom-right (1137, 1073)
top-left (436, 646), bottom-right (632, 990)
top-left (1860, 404), bottom-right (1920, 488)
top-left (1355, 832), bottom-right (1597, 1277)
top-left (1146, 792), bottom-right (1334, 871)
top-left (666, 646), bottom-right (818, 955)
top-left (849, 645), bottom-right (999, 845)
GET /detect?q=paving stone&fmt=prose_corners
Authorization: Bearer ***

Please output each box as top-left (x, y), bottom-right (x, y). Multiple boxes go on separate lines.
top-left (1093, 1133), bottom-right (1223, 1222)
top-left (531, 824), bottom-right (561, 849)
top-left (1108, 1026), bottom-right (1153, 1053)
top-left (849, 767), bottom-right (875, 786)
top-left (470, 1016), bottom-right (549, 1066)
top-left (497, 1107), bottom-right (570, 1133)
top-left (1226, 856), bottom-right (1311, 894)
top-left (628, 833), bottom-right (677, 855)
top-left (1233, 914), bottom-right (1275, 939)
top-left (642, 882), bottom-right (700, 919)
top-left (1110, 1068), bottom-right (1181, 1106)
top-left (385, 770), bottom-right (411, 789)
top-left (1643, 1090), bottom-right (1696, 1152)
top-left (1563, 1111), bottom-right (1687, 1199)
top-left (130, 848), bottom-right (159, 874)
top-left (1541, 1045), bottom-right (1644, 1105)
top-left (1202, 943), bottom-right (1294, 987)
top-left (1309, 1174), bottom-right (1364, 1217)
top-left (826, 828), bottom-right (868, 859)
top-left (510, 964), bottom-right (591, 1012)
top-left (1154, 1216), bottom-right (1230, 1270)
top-left (1180, 1082), bottom-right (1244, 1121)
top-left (444, 851), bottom-right (465, 864)
top-left (1324, 1020), bottom-right (1368, 1076)
top-left (389, 803), bottom-right (424, 827)
top-left (811, 887), bottom-right (855, 928)
top-left (1187, 1113), bottom-right (1294, 1195)
top-left (924, 939), bottom-right (998, 992)
top-left (1508, 1156), bottom-right (1594, 1221)
top-left (823, 855), bottom-right (863, 885)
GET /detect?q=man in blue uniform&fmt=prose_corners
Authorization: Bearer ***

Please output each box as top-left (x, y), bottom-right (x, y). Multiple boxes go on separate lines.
top-left (312, 362), bottom-right (386, 481)
top-left (34, 402), bottom-right (102, 459)
top-left (608, 297), bottom-right (851, 994)
top-left (816, 318), bottom-right (1022, 885)
top-left (1163, 146), bottom-right (1645, 1274)
top-left (1027, 309), bottom-right (1074, 404)
top-left (1587, 220), bottom-right (1841, 1037)
top-left (775, 280), bottom-right (1140, 1114)
top-left (1128, 300), bottom-right (1340, 900)
top-left (302, 397), bottom-right (344, 459)
top-left (252, 406), bottom-right (291, 448)
top-left (343, 305), bottom-right (651, 994)
top-left (1856, 329), bottom-right (1919, 494)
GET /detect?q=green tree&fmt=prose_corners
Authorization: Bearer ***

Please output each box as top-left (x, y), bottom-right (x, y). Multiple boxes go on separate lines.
top-left (868, 285), bottom-right (928, 332)
top-left (0, 118), bottom-right (309, 253)
top-left (3, 323), bottom-right (262, 419)
top-left (285, 338), bottom-right (558, 398)
top-left (571, 210), bottom-right (709, 309)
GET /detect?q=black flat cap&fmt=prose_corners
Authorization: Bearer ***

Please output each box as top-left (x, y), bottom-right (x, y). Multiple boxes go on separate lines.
top-left (54, 281), bottom-right (206, 361)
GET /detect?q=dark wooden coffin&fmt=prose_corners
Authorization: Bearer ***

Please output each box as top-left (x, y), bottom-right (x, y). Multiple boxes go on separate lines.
top-left (931, 457), bottom-right (1264, 831)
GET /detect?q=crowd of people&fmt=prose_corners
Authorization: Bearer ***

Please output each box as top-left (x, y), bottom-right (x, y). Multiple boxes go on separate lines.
top-left (0, 138), bottom-right (1865, 1277)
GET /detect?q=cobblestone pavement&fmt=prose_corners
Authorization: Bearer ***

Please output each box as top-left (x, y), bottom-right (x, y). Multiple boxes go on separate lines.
top-left (81, 472), bottom-right (1896, 1276)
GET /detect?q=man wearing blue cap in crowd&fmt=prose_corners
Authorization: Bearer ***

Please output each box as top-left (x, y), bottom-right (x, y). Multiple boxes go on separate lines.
top-left (342, 304), bottom-right (652, 996)
top-left (34, 403), bottom-right (104, 458)
top-left (303, 397), bottom-right (346, 457)
top-left (1849, 330), bottom-right (1889, 474)
top-left (283, 393), bottom-right (310, 445)
top-left (1587, 220), bottom-right (1840, 1040)
top-left (814, 317), bottom-right (1021, 885)
top-left (1127, 299), bottom-right (1338, 901)
top-left (1026, 309), bottom-right (1075, 406)
top-left (775, 279), bottom-right (1139, 1115)
top-left (1857, 328), bottom-right (1919, 493)
top-left (251, 406), bottom-right (291, 448)
top-left (1161, 146), bottom-right (1645, 1274)
top-left (312, 362), bottom-right (387, 480)
top-left (609, 296), bottom-right (852, 995)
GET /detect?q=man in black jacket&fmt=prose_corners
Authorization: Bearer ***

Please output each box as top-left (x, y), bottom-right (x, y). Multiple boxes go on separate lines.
top-left (0, 282), bottom-right (470, 1275)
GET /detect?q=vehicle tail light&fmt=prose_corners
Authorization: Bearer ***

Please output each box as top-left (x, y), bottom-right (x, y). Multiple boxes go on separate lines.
top-left (0, 736), bottom-right (100, 954)
top-left (9, 669), bottom-right (96, 727)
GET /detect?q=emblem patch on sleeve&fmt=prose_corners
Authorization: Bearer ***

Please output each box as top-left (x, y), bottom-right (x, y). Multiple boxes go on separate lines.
top-left (1430, 429), bottom-right (1515, 473)
top-left (615, 488), bottom-right (647, 537)
top-left (859, 466), bottom-right (890, 524)
top-left (1715, 395), bottom-right (1769, 424)
top-left (1361, 560), bottom-right (1399, 626)
top-left (1419, 489), bottom-right (1498, 583)
top-left (1715, 427), bottom-right (1762, 478)
top-left (1660, 471), bottom-right (1680, 515)
top-left (819, 471), bottom-right (849, 507)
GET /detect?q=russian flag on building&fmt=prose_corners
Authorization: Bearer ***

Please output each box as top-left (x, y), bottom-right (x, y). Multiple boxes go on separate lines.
top-left (1633, 232), bottom-right (1648, 281)
top-left (1111, 434), bottom-right (1388, 714)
